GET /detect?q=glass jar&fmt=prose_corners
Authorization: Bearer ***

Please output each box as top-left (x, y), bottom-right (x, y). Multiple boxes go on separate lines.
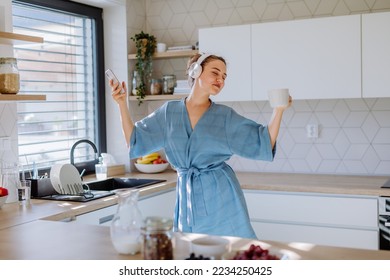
top-left (110, 190), bottom-right (144, 255)
top-left (131, 70), bottom-right (141, 96)
top-left (142, 216), bottom-right (173, 260)
top-left (0, 162), bottom-right (19, 203)
top-left (0, 57), bottom-right (20, 94)
top-left (162, 74), bottom-right (176, 94)
top-left (150, 78), bottom-right (162, 95)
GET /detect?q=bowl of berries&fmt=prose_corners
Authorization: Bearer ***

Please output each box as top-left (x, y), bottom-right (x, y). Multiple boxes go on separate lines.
top-left (190, 236), bottom-right (230, 259)
top-left (0, 187), bottom-right (9, 208)
top-left (222, 244), bottom-right (288, 260)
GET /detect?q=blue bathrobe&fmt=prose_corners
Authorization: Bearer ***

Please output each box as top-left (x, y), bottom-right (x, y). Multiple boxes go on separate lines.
top-left (130, 99), bottom-right (275, 239)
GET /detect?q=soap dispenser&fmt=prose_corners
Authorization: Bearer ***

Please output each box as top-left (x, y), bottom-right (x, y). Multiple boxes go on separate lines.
top-left (95, 156), bottom-right (107, 180)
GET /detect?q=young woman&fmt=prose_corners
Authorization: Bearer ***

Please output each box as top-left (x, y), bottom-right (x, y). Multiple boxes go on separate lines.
top-left (109, 53), bottom-right (292, 239)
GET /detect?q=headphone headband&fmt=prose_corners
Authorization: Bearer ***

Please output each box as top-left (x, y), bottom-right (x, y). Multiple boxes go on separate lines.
top-left (196, 53), bottom-right (211, 65)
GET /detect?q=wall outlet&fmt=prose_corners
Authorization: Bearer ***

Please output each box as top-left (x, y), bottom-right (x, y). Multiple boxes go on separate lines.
top-left (0, 136), bottom-right (11, 151)
top-left (306, 124), bottom-right (318, 138)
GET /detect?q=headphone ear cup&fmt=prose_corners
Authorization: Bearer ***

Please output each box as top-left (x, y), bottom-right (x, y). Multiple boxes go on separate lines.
top-left (189, 62), bottom-right (202, 79)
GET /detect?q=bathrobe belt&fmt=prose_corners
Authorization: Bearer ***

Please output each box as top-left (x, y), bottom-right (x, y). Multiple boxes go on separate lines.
top-left (176, 162), bottom-right (226, 226)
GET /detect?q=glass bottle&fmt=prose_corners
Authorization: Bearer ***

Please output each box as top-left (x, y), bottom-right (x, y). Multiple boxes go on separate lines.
top-left (131, 70), bottom-right (141, 96)
top-left (0, 57), bottom-right (20, 94)
top-left (162, 74), bottom-right (176, 94)
top-left (142, 216), bottom-right (173, 260)
top-left (110, 189), bottom-right (143, 255)
top-left (95, 156), bottom-right (107, 180)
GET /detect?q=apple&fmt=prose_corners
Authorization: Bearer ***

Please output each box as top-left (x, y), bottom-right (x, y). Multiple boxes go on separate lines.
top-left (152, 158), bottom-right (167, 164)
top-left (0, 187), bottom-right (9, 197)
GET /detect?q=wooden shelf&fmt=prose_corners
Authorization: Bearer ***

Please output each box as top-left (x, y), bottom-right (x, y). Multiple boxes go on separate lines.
top-left (0, 94), bottom-right (46, 101)
top-left (129, 94), bottom-right (188, 101)
top-left (0, 31), bottom-right (44, 45)
top-left (128, 50), bottom-right (197, 60)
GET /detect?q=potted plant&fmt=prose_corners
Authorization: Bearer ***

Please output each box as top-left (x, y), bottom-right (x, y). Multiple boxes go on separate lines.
top-left (131, 31), bottom-right (157, 104)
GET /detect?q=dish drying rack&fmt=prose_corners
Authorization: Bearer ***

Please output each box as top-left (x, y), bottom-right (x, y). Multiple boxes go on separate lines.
top-left (54, 182), bottom-right (91, 196)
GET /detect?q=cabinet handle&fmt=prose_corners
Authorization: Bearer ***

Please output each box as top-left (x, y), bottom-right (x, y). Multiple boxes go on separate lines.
top-left (61, 216), bottom-right (76, 222)
top-left (99, 214), bottom-right (114, 224)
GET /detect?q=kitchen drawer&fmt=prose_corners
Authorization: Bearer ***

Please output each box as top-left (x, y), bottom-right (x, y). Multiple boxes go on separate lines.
top-left (251, 221), bottom-right (378, 250)
top-left (244, 190), bottom-right (378, 229)
top-left (73, 204), bottom-right (117, 226)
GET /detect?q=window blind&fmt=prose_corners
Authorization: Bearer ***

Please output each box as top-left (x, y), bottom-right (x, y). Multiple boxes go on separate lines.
top-left (12, 0), bottom-right (104, 173)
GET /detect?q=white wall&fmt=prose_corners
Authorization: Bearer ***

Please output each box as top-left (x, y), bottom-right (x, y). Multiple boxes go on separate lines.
top-left (73, 0), bottom-right (131, 172)
top-left (0, 0), bottom-right (21, 203)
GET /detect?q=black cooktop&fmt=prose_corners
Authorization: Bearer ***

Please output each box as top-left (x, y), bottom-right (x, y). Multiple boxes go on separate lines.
top-left (381, 178), bottom-right (390, 189)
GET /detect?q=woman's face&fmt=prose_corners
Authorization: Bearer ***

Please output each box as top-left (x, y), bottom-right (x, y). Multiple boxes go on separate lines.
top-left (197, 59), bottom-right (227, 96)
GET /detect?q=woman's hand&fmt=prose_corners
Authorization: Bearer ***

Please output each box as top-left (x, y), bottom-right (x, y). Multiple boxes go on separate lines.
top-left (109, 79), bottom-right (133, 148)
top-left (268, 95), bottom-right (293, 149)
top-left (109, 79), bottom-right (127, 104)
top-left (274, 95), bottom-right (293, 111)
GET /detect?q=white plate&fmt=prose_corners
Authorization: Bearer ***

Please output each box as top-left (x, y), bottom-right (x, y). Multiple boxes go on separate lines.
top-left (222, 248), bottom-right (289, 260)
top-left (50, 164), bottom-right (83, 195)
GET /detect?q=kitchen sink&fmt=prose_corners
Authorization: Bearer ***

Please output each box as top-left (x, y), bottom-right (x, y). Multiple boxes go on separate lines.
top-left (30, 177), bottom-right (166, 203)
top-left (85, 177), bottom-right (166, 191)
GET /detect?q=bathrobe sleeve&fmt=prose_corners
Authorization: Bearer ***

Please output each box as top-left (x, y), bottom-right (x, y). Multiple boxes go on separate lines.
top-left (225, 107), bottom-right (275, 161)
top-left (129, 102), bottom-right (167, 159)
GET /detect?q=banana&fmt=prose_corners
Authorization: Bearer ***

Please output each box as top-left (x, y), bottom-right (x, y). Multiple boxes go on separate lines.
top-left (137, 155), bottom-right (159, 164)
top-left (142, 152), bottom-right (160, 159)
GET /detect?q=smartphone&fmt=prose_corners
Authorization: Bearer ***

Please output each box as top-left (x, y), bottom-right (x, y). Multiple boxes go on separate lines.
top-left (105, 69), bottom-right (125, 93)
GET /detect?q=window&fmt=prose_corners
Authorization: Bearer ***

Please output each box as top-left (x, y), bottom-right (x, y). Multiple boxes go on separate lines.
top-left (12, 0), bottom-right (106, 175)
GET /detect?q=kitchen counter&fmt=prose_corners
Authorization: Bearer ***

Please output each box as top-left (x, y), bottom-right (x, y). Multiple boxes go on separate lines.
top-left (1, 171), bottom-right (389, 231)
top-left (1, 171), bottom-right (390, 260)
top-left (1, 219), bottom-right (390, 260)
top-left (237, 172), bottom-right (390, 196)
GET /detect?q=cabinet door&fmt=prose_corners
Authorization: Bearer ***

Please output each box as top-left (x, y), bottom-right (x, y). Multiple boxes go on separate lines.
top-left (251, 221), bottom-right (378, 250)
top-left (138, 189), bottom-right (176, 219)
top-left (244, 190), bottom-right (378, 250)
top-left (251, 15), bottom-right (361, 100)
top-left (72, 189), bottom-right (176, 226)
top-left (199, 25), bottom-right (252, 102)
top-left (362, 12), bottom-right (390, 97)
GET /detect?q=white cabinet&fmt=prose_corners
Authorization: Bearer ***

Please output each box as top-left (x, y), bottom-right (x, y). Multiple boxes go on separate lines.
top-left (251, 15), bottom-right (361, 100)
top-left (72, 189), bottom-right (176, 226)
top-left (199, 25), bottom-right (252, 102)
top-left (362, 12), bottom-right (390, 98)
top-left (244, 190), bottom-right (378, 250)
top-left (138, 189), bottom-right (176, 219)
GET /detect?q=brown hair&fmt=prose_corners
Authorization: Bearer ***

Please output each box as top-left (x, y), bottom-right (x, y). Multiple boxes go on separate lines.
top-left (187, 54), bottom-right (226, 87)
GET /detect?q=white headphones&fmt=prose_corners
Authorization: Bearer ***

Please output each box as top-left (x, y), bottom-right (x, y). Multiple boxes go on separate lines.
top-left (188, 53), bottom-right (211, 79)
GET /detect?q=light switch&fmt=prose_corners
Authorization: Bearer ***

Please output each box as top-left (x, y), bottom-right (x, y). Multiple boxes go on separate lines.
top-left (306, 124), bottom-right (318, 138)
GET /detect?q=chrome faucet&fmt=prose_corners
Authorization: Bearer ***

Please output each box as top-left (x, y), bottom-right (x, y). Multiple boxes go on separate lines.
top-left (70, 139), bottom-right (99, 175)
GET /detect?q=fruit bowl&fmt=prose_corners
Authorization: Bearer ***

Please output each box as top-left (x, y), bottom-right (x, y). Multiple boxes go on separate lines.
top-left (134, 163), bottom-right (169, 174)
top-left (0, 195), bottom-right (8, 208)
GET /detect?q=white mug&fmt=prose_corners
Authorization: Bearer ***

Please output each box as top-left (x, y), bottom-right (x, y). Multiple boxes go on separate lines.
top-left (268, 88), bottom-right (290, 108)
top-left (157, 43), bottom-right (167, 53)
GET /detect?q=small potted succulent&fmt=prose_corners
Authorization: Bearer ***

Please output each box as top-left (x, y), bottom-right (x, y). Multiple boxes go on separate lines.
top-left (131, 31), bottom-right (157, 104)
